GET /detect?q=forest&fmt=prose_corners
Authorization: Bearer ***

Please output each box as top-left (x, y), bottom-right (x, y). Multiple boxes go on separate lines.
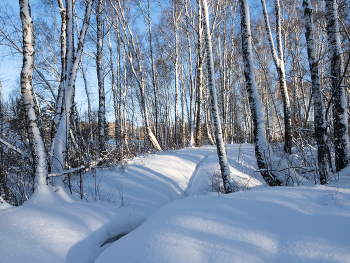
top-left (0, 0), bottom-right (349, 204)
top-left (0, 0), bottom-right (350, 262)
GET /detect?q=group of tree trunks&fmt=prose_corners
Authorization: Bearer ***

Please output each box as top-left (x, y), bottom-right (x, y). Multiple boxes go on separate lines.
top-left (1, 0), bottom-right (349, 201)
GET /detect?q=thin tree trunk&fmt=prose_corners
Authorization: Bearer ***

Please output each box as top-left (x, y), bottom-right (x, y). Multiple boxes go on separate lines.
top-left (0, 82), bottom-right (9, 200)
top-left (260, 0), bottom-right (292, 154)
top-left (186, 7), bottom-right (195, 147)
top-left (195, 0), bottom-right (203, 147)
top-left (202, 0), bottom-right (235, 193)
top-left (96, 0), bottom-right (105, 158)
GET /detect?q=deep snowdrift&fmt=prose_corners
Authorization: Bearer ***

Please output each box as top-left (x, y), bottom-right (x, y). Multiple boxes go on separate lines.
top-left (0, 144), bottom-right (349, 263)
top-left (97, 185), bottom-right (350, 263)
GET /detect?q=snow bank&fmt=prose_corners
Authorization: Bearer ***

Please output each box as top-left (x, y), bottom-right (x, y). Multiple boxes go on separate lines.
top-left (0, 185), bottom-right (144, 263)
top-left (97, 185), bottom-right (350, 263)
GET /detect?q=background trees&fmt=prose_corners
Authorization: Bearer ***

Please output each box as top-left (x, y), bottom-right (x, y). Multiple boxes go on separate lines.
top-left (1, 0), bottom-right (350, 203)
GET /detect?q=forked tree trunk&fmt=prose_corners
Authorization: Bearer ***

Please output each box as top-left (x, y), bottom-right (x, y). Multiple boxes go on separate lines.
top-left (325, 0), bottom-right (350, 171)
top-left (202, 0), bottom-right (236, 193)
top-left (19, 0), bottom-right (47, 186)
top-left (303, 0), bottom-right (330, 184)
top-left (52, 0), bottom-right (94, 173)
top-left (240, 0), bottom-right (282, 186)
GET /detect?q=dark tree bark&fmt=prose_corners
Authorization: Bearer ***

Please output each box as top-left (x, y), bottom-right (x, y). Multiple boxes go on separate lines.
top-left (303, 0), bottom-right (330, 184)
top-left (325, 0), bottom-right (350, 171)
top-left (19, 0), bottom-right (47, 186)
top-left (202, 0), bottom-right (236, 193)
top-left (97, 0), bottom-right (106, 157)
top-left (240, 0), bottom-right (282, 186)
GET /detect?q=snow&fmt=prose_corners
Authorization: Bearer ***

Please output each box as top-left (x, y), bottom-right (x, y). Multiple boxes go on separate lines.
top-left (1, 144), bottom-right (350, 262)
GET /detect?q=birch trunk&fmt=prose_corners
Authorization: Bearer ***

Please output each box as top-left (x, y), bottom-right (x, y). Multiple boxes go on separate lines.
top-left (187, 17), bottom-right (195, 147)
top-left (303, 0), bottom-right (330, 184)
top-left (97, 0), bottom-right (106, 157)
top-left (50, 0), bottom-right (66, 163)
top-left (174, 3), bottom-right (179, 148)
top-left (195, 0), bottom-right (203, 147)
top-left (52, 0), bottom-right (94, 173)
top-left (240, 0), bottom-right (283, 186)
top-left (148, 0), bottom-right (158, 141)
top-left (108, 32), bottom-right (120, 151)
top-left (260, 0), bottom-right (292, 154)
top-left (112, 0), bottom-right (162, 151)
top-left (201, 0), bottom-right (236, 193)
top-left (0, 82), bottom-right (9, 200)
top-left (19, 0), bottom-right (47, 186)
top-left (325, 0), bottom-right (350, 171)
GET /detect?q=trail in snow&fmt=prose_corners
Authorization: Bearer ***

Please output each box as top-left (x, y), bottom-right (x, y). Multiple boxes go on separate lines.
top-left (184, 150), bottom-right (214, 196)
top-left (2, 144), bottom-right (349, 263)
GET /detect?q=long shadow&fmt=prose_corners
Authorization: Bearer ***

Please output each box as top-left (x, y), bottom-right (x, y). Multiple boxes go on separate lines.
top-left (132, 165), bottom-right (184, 194)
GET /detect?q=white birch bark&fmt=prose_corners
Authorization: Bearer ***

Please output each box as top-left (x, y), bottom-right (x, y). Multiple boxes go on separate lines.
top-left (201, 0), bottom-right (236, 193)
top-left (260, 0), bottom-right (292, 154)
top-left (50, 0), bottom-right (66, 163)
top-left (19, 0), bottom-right (47, 186)
top-left (111, 0), bottom-right (162, 151)
top-left (240, 0), bottom-right (283, 186)
top-left (52, 0), bottom-right (94, 173)
top-left (108, 31), bottom-right (120, 151)
top-left (303, 0), bottom-right (330, 184)
top-left (186, 9), bottom-right (195, 147)
top-left (195, 0), bottom-right (203, 147)
top-left (325, 0), bottom-right (350, 171)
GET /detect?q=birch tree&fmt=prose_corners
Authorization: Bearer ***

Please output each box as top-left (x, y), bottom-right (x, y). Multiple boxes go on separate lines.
top-left (96, 0), bottom-right (106, 157)
top-left (240, 0), bottom-right (284, 186)
top-left (111, 0), bottom-right (162, 151)
top-left (303, 0), bottom-right (330, 184)
top-left (325, 0), bottom-right (350, 171)
top-left (260, 0), bottom-right (292, 154)
top-left (19, 0), bottom-right (47, 187)
top-left (201, 0), bottom-right (236, 193)
top-left (195, 0), bottom-right (204, 147)
top-left (52, 0), bottom-right (94, 173)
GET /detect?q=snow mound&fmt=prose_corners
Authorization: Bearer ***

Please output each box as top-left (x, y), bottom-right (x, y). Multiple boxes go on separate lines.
top-left (96, 186), bottom-right (350, 263)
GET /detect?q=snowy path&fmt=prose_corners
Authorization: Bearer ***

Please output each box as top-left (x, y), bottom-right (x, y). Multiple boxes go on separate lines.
top-left (1, 144), bottom-right (350, 263)
top-left (0, 145), bottom-right (222, 263)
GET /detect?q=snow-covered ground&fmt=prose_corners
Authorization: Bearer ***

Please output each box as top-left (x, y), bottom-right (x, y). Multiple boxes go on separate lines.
top-left (1, 144), bottom-right (350, 263)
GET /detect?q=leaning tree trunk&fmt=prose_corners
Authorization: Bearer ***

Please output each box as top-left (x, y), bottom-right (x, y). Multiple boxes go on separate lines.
top-left (261, 0), bottom-right (292, 154)
top-left (240, 0), bottom-right (282, 186)
top-left (96, 0), bottom-right (106, 158)
top-left (19, 0), bottom-right (47, 187)
top-left (303, 0), bottom-right (330, 184)
top-left (325, 0), bottom-right (350, 172)
top-left (202, 0), bottom-right (236, 193)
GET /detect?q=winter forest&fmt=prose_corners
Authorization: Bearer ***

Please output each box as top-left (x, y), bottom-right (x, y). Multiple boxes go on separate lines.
top-left (0, 0), bottom-right (350, 262)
